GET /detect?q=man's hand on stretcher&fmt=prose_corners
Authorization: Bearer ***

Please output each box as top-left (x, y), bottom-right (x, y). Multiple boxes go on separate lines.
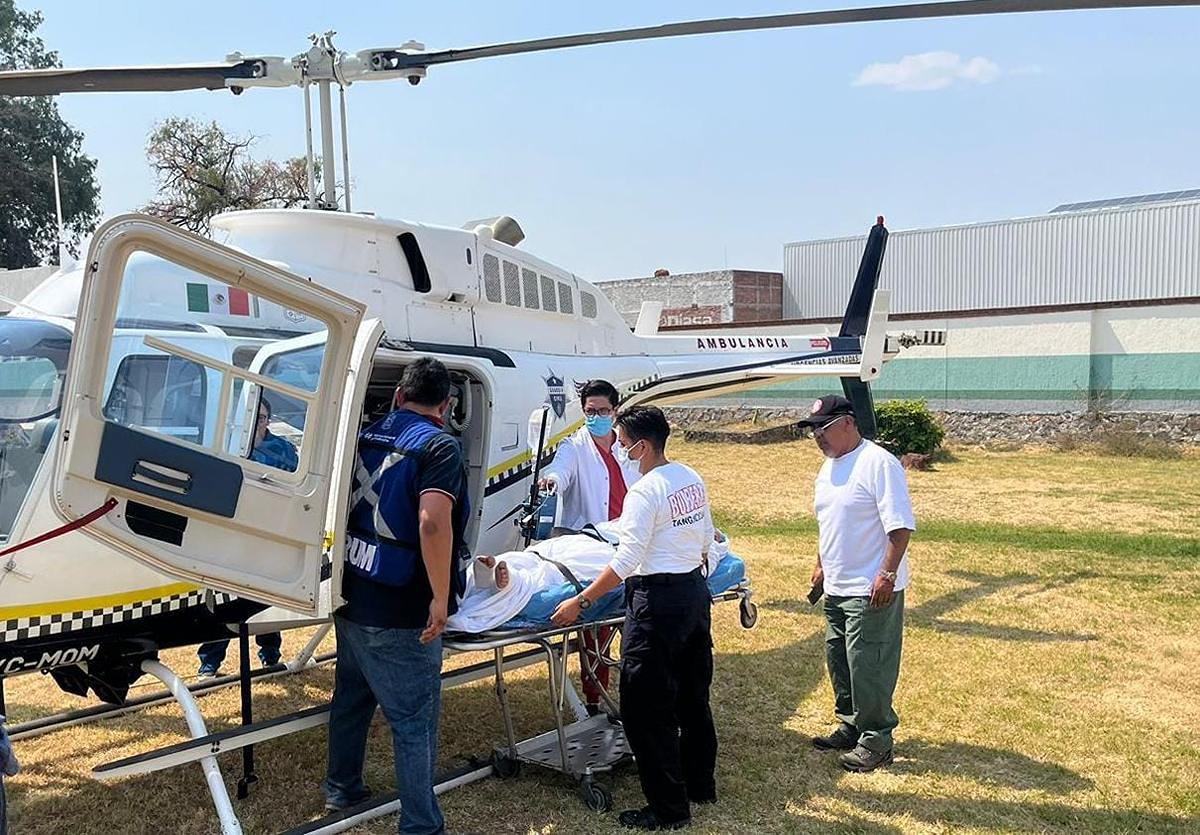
top-left (551, 565), bottom-right (624, 626)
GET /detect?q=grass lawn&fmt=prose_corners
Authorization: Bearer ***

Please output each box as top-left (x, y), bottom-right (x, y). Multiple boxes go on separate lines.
top-left (7, 441), bottom-right (1200, 833)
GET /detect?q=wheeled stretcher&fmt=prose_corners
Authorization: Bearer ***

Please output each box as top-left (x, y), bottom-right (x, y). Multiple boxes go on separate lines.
top-left (442, 553), bottom-right (757, 811)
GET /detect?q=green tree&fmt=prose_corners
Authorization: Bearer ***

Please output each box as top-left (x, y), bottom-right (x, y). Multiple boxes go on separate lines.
top-left (0, 0), bottom-right (100, 268)
top-left (143, 117), bottom-right (315, 233)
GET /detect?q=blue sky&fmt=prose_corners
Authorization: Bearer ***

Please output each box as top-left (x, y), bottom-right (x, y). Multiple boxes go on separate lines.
top-left (30, 1), bottom-right (1200, 280)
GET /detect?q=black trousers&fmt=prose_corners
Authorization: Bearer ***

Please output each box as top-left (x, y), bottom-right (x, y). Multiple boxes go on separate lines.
top-left (620, 569), bottom-right (717, 824)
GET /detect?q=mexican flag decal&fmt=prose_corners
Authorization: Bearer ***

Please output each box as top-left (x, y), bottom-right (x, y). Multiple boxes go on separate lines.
top-left (185, 283), bottom-right (260, 317)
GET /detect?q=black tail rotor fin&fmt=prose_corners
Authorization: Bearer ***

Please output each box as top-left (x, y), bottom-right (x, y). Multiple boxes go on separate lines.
top-left (841, 377), bottom-right (877, 440)
top-left (839, 216), bottom-right (888, 338)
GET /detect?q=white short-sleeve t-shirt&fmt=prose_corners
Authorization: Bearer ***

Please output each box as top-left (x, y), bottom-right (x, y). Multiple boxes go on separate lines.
top-left (814, 439), bottom-right (916, 596)
top-left (609, 462), bottom-right (715, 579)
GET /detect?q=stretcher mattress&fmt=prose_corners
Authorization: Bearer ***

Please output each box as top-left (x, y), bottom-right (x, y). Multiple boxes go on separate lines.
top-left (500, 553), bottom-right (748, 629)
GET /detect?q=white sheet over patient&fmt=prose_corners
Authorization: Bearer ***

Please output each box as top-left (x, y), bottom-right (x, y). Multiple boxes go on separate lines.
top-left (447, 535), bottom-right (615, 633)
top-left (446, 527), bottom-right (730, 634)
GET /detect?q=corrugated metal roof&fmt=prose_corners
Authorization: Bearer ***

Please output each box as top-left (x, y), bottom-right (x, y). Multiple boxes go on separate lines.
top-left (783, 199), bottom-right (1200, 319)
top-left (1050, 189), bottom-right (1200, 214)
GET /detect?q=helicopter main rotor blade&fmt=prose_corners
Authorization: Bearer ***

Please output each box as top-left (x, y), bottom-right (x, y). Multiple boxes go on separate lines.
top-left (0, 60), bottom-right (270, 96)
top-left (376, 0), bottom-right (1198, 70)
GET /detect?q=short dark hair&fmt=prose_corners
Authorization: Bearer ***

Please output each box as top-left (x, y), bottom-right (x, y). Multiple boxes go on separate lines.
top-left (398, 357), bottom-right (451, 406)
top-left (579, 379), bottom-right (619, 408)
top-left (615, 405), bottom-right (670, 452)
top-left (259, 397), bottom-right (272, 418)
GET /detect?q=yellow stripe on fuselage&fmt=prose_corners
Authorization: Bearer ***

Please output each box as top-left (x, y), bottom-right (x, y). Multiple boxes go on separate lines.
top-left (485, 419), bottom-right (583, 480)
top-left (0, 582), bottom-right (199, 622)
top-left (5, 421), bottom-right (585, 621)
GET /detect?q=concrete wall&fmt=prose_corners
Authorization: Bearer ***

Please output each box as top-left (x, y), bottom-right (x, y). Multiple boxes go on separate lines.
top-left (667, 302), bottom-right (1200, 413)
top-left (597, 270), bottom-right (782, 328)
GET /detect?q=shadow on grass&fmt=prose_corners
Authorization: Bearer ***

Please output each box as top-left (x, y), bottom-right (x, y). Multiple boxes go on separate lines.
top-left (840, 788), bottom-right (1199, 834)
top-left (1, 569), bottom-right (1147, 834)
top-left (766, 570), bottom-right (1101, 643)
top-left (893, 739), bottom-right (1094, 792)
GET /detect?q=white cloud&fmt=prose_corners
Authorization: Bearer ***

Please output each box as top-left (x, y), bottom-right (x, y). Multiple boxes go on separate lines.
top-left (853, 51), bottom-right (1001, 92)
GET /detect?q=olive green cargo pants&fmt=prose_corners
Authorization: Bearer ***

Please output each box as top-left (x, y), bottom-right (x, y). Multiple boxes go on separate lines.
top-left (823, 590), bottom-right (905, 753)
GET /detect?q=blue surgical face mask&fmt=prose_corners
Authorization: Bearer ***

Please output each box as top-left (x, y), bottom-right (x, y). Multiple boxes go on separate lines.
top-left (585, 414), bottom-right (614, 437)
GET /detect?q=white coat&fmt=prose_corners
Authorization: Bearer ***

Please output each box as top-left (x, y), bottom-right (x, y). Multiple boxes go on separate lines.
top-left (543, 426), bottom-right (642, 530)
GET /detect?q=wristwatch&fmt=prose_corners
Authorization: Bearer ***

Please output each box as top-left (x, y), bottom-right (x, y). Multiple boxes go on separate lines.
top-left (577, 594), bottom-right (592, 610)
top-left (878, 569), bottom-right (898, 583)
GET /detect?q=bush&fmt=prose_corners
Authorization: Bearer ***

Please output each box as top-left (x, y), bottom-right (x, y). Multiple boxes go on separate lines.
top-left (874, 399), bottom-right (945, 456)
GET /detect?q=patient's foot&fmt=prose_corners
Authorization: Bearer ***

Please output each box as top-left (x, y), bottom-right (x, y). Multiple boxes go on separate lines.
top-left (495, 560), bottom-right (510, 590)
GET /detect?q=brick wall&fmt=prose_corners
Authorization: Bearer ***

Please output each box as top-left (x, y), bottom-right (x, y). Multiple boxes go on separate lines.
top-left (597, 269), bottom-right (783, 327)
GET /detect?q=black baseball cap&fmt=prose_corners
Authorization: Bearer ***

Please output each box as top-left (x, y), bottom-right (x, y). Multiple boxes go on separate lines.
top-left (797, 395), bottom-right (856, 428)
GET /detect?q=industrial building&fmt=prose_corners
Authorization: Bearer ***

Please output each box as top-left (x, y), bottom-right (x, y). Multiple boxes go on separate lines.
top-left (597, 269), bottom-right (783, 328)
top-left (653, 191), bottom-right (1200, 414)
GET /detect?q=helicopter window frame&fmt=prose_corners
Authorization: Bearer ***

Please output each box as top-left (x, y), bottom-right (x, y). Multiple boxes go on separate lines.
top-left (135, 334), bottom-right (320, 480)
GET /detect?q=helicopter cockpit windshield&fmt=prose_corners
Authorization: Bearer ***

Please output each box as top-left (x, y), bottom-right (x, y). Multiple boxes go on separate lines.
top-left (0, 318), bottom-right (72, 542)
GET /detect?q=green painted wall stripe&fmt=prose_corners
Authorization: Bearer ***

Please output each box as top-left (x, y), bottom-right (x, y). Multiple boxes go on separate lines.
top-left (714, 352), bottom-right (1200, 405)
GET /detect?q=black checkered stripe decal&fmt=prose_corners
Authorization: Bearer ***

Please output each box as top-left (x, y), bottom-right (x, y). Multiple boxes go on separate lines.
top-left (481, 374), bottom-right (661, 497)
top-left (2, 588), bottom-right (234, 644)
top-left (621, 374), bottom-right (660, 399)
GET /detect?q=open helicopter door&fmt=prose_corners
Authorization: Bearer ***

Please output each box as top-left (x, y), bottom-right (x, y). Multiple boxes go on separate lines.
top-left (52, 214), bottom-right (371, 614)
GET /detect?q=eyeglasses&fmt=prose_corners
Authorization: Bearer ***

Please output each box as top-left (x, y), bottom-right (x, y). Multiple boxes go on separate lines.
top-left (811, 414), bottom-right (850, 438)
top-left (584, 407), bottom-right (614, 418)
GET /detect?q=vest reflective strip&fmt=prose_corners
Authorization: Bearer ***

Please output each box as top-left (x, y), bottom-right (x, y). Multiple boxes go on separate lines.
top-left (346, 536), bottom-right (379, 573)
top-left (349, 449), bottom-right (408, 541)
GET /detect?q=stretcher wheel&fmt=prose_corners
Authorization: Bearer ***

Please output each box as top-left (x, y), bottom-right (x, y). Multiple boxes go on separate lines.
top-left (739, 598), bottom-right (758, 629)
top-left (491, 750), bottom-right (521, 779)
top-left (579, 777), bottom-right (612, 812)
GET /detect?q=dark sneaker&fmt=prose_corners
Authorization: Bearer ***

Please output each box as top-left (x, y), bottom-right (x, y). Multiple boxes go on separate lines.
top-left (618, 806), bottom-right (691, 830)
top-left (812, 723), bottom-right (860, 751)
top-left (839, 744), bottom-right (894, 773)
top-left (259, 651), bottom-right (282, 668)
top-left (323, 790), bottom-right (372, 813)
top-left (688, 793), bottom-right (717, 805)
top-left (197, 664), bottom-right (220, 680)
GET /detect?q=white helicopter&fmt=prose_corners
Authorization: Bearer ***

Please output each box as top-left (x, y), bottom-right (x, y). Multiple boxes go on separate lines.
top-left (0, 0), bottom-right (1184, 832)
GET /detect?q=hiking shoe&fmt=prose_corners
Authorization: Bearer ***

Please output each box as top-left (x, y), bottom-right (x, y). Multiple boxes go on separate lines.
top-left (618, 806), bottom-right (690, 830)
top-left (812, 723), bottom-right (860, 751)
top-left (839, 744), bottom-right (894, 773)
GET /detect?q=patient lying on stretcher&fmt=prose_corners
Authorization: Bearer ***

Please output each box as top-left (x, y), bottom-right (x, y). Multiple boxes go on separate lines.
top-left (445, 525), bottom-right (731, 634)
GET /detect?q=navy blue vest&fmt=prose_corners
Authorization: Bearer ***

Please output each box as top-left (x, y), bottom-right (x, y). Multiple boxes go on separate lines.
top-left (345, 410), bottom-right (469, 590)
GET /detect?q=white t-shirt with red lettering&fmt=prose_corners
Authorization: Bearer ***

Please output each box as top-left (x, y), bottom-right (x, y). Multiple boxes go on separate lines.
top-left (609, 462), bottom-right (715, 579)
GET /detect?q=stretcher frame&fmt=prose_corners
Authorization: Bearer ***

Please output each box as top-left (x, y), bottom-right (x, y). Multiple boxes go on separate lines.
top-left (441, 582), bottom-right (757, 813)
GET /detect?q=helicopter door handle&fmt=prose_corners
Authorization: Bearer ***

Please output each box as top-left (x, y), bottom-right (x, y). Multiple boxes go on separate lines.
top-left (132, 461), bottom-right (193, 496)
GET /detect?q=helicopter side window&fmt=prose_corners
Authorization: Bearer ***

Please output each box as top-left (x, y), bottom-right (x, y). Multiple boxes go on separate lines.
top-left (104, 354), bottom-right (208, 446)
top-left (224, 342), bottom-right (326, 471)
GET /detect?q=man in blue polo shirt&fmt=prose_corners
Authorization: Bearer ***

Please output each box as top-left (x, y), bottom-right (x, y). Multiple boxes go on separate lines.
top-left (323, 358), bottom-right (470, 835)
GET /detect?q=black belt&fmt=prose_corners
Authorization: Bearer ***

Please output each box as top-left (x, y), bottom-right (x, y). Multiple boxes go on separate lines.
top-left (628, 566), bottom-right (704, 587)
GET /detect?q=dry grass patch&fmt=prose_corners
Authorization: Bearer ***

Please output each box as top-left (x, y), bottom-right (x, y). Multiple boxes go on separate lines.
top-left (7, 440), bottom-right (1200, 833)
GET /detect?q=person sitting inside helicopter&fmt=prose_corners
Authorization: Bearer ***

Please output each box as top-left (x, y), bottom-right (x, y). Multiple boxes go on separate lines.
top-left (196, 397), bottom-right (298, 678)
top-left (537, 379), bottom-right (641, 716)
